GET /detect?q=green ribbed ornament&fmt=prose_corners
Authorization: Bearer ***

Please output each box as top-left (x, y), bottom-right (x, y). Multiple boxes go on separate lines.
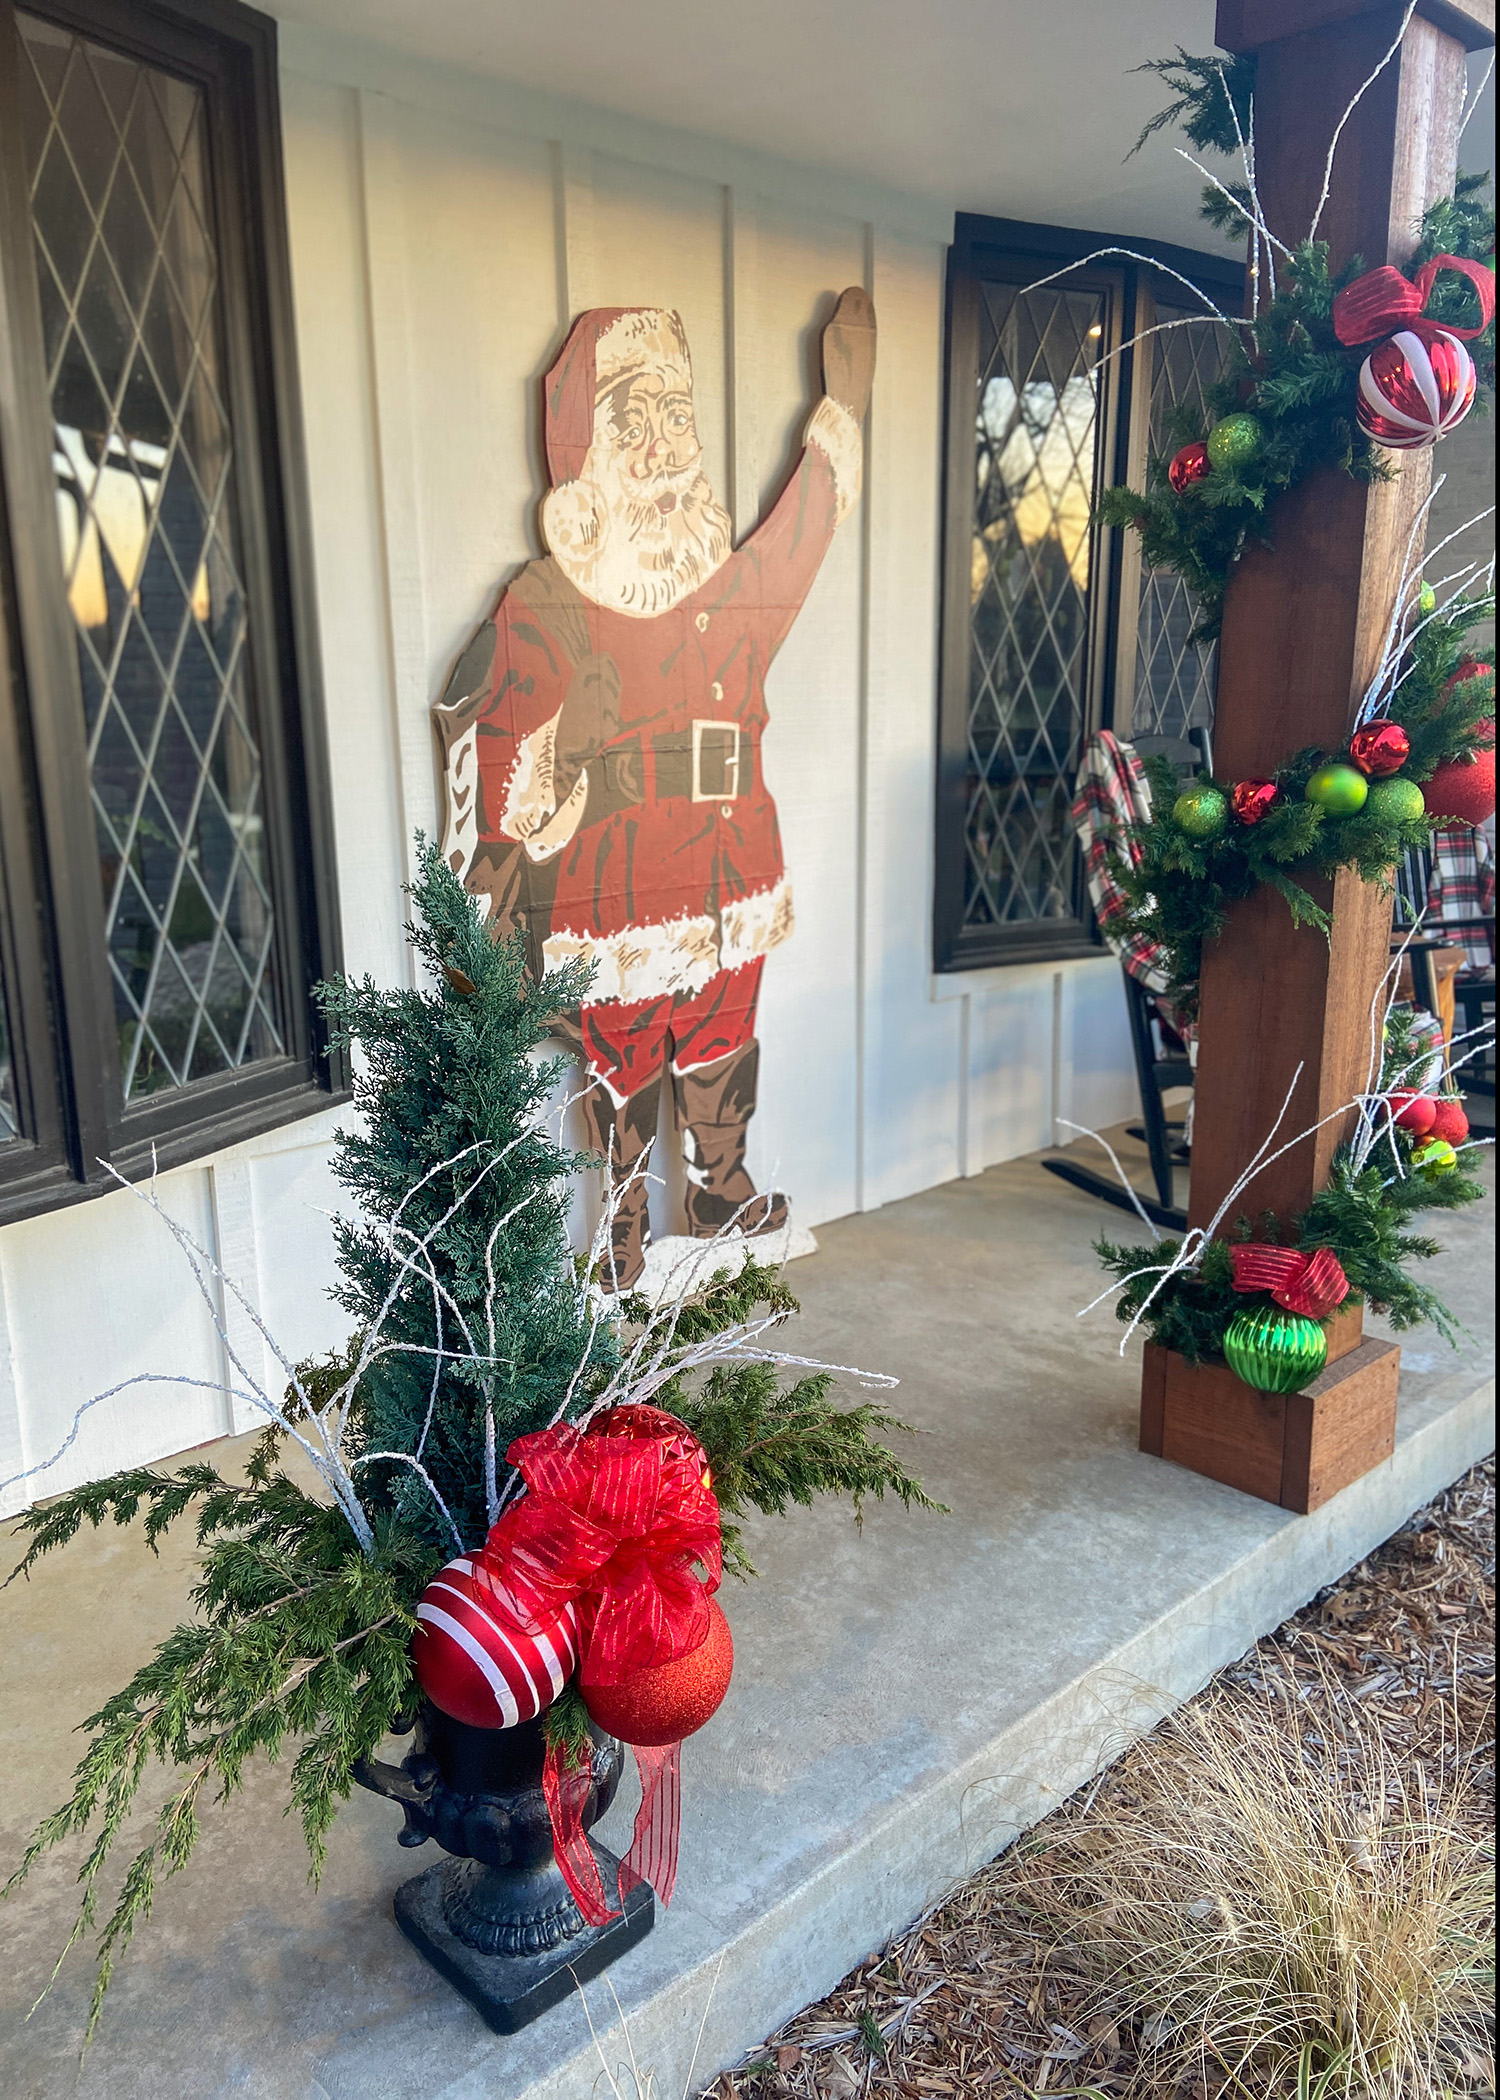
top-left (1223, 1306), bottom-right (1328, 1393)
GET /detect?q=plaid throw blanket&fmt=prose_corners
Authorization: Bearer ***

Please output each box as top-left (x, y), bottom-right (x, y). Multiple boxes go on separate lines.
top-left (1072, 732), bottom-right (1172, 994)
top-left (1429, 826), bottom-right (1496, 975)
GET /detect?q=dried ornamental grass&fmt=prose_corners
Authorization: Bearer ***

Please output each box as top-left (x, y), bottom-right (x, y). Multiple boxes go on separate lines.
top-left (1014, 1678), bottom-right (1494, 2099)
top-left (719, 1460), bottom-right (1494, 2098)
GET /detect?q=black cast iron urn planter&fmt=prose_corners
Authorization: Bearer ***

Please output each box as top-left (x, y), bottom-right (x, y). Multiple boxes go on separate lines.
top-left (354, 1699), bottom-right (653, 2032)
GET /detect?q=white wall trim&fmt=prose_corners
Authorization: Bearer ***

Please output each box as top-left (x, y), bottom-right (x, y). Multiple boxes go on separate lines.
top-left (279, 23), bottom-right (953, 243)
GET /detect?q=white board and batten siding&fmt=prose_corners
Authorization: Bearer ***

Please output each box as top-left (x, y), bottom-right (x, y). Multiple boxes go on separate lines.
top-left (0, 27), bottom-right (1136, 1516)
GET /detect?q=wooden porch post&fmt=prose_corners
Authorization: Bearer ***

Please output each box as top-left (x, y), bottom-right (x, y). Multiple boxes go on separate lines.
top-left (1140, 0), bottom-right (1494, 1510)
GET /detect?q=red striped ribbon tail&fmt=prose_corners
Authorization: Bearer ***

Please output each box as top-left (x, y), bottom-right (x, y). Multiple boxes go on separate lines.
top-left (542, 1742), bottom-right (619, 1928)
top-left (621, 1741), bottom-right (682, 1909)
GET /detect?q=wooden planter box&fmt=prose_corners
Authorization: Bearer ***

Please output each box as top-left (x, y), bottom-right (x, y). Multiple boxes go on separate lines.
top-left (1140, 1311), bottom-right (1399, 1514)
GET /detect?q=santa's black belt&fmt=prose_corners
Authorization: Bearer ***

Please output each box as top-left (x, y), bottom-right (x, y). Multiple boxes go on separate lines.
top-left (579, 728), bottom-right (755, 829)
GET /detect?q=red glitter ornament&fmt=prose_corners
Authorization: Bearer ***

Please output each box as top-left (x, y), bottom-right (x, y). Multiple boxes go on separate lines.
top-left (1427, 1097), bottom-right (1469, 1147)
top-left (1167, 441), bottom-right (1211, 494)
top-left (1424, 720), bottom-right (1496, 828)
top-left (1348, 720), bottom-right (1411, 777)
top-left (581, 1595), bottom-right (734, 1748)
top-left (1230, 778), bottom-right (1279, 825)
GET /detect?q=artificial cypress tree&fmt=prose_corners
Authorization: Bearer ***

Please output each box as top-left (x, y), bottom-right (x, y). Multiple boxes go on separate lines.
top-left (313, 836), bottom-right (610, 1551)
top-left (5, 837), bottom-right (939, 2037)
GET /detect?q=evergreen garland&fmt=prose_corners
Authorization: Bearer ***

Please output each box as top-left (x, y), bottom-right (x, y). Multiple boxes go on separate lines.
top-left (1119, 595), bottom-right (1495, 1011)
top-left (1097, 1015), bottom-right (1487, 1363)
top-left (4, 843), bottom-right (938, 2036)
top-left (1104, 53), bottom-right (1497, 638)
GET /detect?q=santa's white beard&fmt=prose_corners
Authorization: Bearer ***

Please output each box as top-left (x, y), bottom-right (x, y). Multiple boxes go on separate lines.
top-left (543, 460), bottom-right (733, 616)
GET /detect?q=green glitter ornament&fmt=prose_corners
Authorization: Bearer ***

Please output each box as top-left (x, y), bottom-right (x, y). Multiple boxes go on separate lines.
top-left (1206, 413), bottom-right (1264, 471)
top-left (1223, 1306), bottom-right (1328, 1393)
top-left (1172, 784), bottom-right (1229, 839)
top-left (1412, 1137), bottom-right (1459, 1178)
top-left (1417, 580), bottom-right (1437, 617)
top-left (1304, 762), bottom-right (1369, 815)
top-left (1365, 776), bottom-right (1426, 825)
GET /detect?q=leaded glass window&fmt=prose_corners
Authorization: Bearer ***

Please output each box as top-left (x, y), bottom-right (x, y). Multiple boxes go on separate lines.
top-left (0, 0), bottom-right (338, 1226)
top-left (937, 226), bottom-right (1242, 972)
top-left (1131, 303), bottom-right (1233, 743)
top-left (17, 10), bottom-right (284, 1103)
top-left (960, 279), bottom-right (1108, 938)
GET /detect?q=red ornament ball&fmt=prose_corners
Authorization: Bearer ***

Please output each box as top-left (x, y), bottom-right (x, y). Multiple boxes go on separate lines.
top-left (1386, 1090), bottom-right (1438, 1137)
top-left (1427, 1097), bottom-right (1470, 1147)
top-left (1230, 778), bottom-right (1279, 825)
top-left (1424, 721), bottom-right (1496, 828)
top-left (1358, 329), bottom-right (1477, 449)
top-left (1168, 441), bottom-right (1211, 494)
top-left (1348, 720), bottom-right (1411, 777)
top-left (581, 1595), bottom-right (734, 1748)
top-left (413, 1557), bottom-right (580, 1731)
top-left (1444, 657), bottom-right (1493, 695)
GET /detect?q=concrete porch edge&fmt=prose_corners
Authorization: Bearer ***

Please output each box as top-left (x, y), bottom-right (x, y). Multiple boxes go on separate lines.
top-left (482, 1372), bottom-right (1496, 2100)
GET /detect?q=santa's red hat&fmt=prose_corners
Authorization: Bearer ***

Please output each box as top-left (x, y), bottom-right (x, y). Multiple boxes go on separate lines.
top-left (543, 308), bottom-right (687, 486)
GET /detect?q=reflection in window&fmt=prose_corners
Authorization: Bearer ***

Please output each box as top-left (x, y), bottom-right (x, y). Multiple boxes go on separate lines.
top-left (965, 284), bottom-right (1104, 929)
top-left (0, 965), bottom-right (18, 1142)
top-left (17, 11), bottom-right (284, 1103)
top-left (1132, 304), bottom-right (1231, 742)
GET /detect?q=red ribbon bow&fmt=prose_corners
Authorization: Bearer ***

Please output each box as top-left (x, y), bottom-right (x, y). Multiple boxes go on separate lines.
top-left (1229, 1244), bottom-right (1350, 1321)
top-left (484, 1412), bottom-right (721, 1686)
top-left (1333, 253), bottom-right (1496, 349)
top-left (484, 1407), bottom-right (721, 1928)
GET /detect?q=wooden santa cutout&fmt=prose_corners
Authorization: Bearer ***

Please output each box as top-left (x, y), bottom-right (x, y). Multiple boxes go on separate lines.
top-left (434, 290), bottom-right (876, 1287)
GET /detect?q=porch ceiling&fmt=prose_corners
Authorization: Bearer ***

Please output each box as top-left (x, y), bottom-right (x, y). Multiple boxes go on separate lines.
top-left (269, 0), bottom-right (1237, 246)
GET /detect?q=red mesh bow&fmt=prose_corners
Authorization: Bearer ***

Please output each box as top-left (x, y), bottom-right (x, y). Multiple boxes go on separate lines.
top-left (1230, 1244), bottom-right (1350, 1321)
top-left (491, 1406), bottom-right (720, 1929)
top-left (1333, 253), bottom-right (1495, 349)
top-left (484, 1412), bottom-right (721, 1687)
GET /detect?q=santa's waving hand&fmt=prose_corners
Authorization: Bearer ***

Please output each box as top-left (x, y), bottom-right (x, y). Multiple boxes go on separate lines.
top-left (434, 289), bottom-right (876, 1288)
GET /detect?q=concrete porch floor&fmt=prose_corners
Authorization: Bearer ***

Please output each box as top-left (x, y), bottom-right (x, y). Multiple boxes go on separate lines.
top-left (1, 1136), bottom-right (1493, 2100)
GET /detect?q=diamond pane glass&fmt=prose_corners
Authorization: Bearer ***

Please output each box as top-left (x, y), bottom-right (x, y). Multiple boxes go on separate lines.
top-left (964, 282), bottom-right (1104, 929)
top-left (1132, 304), bottom-right (1234, 743)
top-left (17, 11), bottom-right (284, 1104)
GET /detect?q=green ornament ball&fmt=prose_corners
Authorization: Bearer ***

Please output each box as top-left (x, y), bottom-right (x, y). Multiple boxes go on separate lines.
top-left (1417, 580), bottom-right (1437, 617)
top-left (1412, 1137), bottom-right (1459, 1178)
top-left (1223, 1306), bottom-right (1328, 1394)
top-left (1304, 762), bottom-right (1369, 815)
top-left (1365, 776), bottom-right (1426, 826)
top-left (1206, 413), bottom-right (1264, 471)
top-left (1172, 785), bottom-right (1229, 839)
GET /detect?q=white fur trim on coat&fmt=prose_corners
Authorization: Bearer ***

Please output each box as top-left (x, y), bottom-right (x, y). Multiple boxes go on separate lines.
top-left (804, 396), bottom-right (863, 523)
top-left (720, 878), bottom-right (795, 970)
top-left (543, 914), bottom-right (721, 1004)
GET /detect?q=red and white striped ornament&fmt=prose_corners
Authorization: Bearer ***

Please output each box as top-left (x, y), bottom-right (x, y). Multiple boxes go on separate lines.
top-left (1357, 329), bottom-right (1477, 450)
top-left (413, 1556), bottom-right (579, 1730)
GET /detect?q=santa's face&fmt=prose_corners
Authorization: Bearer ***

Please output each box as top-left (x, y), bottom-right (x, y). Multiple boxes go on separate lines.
top-left (544, 312), bottom-right (732, 616)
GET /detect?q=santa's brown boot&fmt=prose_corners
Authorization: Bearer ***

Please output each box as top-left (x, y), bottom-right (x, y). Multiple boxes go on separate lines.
top-left (672, 1041), bottom-right (789, 1240)
top-left (579, 1080), bottom-right (659, 1289)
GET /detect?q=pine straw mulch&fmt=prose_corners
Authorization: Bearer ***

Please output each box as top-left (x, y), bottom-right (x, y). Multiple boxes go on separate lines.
top-left (707, 1457), bottom-right (1496, 2100)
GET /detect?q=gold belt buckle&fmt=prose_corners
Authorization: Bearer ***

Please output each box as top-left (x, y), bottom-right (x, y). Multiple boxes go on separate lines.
top-left (691, 719), bottom-right (741, 802)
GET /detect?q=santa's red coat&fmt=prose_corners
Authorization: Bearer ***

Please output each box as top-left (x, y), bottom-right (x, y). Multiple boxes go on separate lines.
top-left (436, 441), bottom-right (841, 1006)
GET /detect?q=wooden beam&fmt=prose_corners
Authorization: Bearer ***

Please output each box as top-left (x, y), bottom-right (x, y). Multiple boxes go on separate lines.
top-left (1217, 0), bottom-right (1494, 54)
top-left (1186, 6), bottom-right (1472, 1239)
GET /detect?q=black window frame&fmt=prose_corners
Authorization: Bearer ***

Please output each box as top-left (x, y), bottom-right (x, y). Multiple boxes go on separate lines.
top-left (934, 213), bottom-right (1243, 974)
top-left (0, 0), bottom-right (345, 1227)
